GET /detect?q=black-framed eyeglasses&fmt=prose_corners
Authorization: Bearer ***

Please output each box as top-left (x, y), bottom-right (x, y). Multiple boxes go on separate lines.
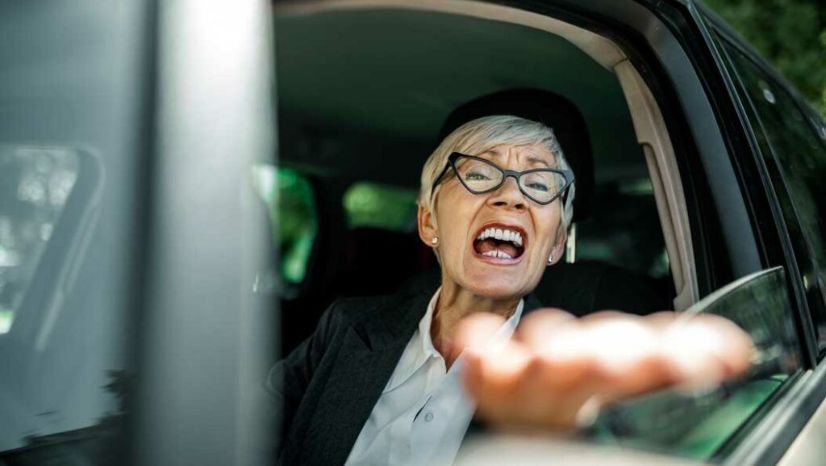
top-left (431, 152), bottom-right (575, 205)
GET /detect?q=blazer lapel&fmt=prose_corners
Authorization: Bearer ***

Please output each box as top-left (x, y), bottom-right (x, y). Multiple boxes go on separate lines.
top-left (300, 290), bottom-right (544, 465)
top-left (302, 290), bottom-right (430, 466)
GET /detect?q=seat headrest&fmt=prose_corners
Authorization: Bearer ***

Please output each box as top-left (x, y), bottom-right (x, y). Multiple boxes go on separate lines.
top-left (438, 89), bottom-right (594, 222)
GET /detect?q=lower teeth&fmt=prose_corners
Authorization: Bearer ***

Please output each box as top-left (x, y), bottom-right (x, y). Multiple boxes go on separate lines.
top-left (482, 250), bottom-right (513, 259)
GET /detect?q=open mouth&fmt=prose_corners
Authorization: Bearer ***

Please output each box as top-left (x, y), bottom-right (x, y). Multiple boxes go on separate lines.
top-left (472, 224), bottom-right (527, 260)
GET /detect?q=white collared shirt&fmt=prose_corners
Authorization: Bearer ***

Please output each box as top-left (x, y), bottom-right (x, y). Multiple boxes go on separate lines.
top-left (344, 289), bottom-right (524, 466)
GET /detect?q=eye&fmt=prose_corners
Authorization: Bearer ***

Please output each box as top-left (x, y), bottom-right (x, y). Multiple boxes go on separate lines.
top-left (466, 170), bottom-right (491, 181)
top-left (526, 181), bottom-right (549, 192)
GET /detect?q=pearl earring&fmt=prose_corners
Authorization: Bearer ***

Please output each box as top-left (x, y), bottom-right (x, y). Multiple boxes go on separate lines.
top-left (431, 236), bottom-right (439, 247)
top-left (548, 253), bottom-right (554, 265)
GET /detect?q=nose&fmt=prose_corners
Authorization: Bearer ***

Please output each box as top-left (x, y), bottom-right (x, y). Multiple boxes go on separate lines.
top-left (488, 175), bottom-right (527, 210)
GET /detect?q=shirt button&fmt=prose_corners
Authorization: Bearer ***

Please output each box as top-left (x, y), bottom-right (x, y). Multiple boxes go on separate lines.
top-left (424, 412), bottom-right (434, 422)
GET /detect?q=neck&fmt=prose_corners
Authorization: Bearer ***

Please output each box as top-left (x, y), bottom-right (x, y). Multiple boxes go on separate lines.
top-left (430, 280), bottom-right (521, 367)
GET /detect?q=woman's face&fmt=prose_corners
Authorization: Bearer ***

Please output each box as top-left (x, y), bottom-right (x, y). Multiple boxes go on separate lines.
top-left (419, 143), bottom-right (567, 301)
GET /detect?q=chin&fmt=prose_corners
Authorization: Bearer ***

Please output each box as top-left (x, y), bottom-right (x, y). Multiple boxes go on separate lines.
top-left (463, 274), bottom-right (530, 300)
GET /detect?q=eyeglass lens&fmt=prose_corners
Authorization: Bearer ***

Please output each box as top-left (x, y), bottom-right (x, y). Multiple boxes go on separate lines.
top-left (453, 156), bottom-right (567, 204)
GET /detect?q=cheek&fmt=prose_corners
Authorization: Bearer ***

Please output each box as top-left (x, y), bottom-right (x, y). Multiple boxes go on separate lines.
top-left (434, 189), bottom-right (481, 245)
top-left (536, 206), bottom-right (563, 244)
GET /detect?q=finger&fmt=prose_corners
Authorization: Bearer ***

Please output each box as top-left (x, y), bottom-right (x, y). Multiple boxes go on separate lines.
top-left (465, 338), bottom-right (534, 420)
top-left (692, 314), bottom-right (755, 376)
top-left (515, 310), bottom-right (596, 387)
top-left (514, 308), bottom-right (576, 350)
top-left (472, 337), bottom-right (533, 396)
top-left (454, 312), bottom-right (507, 353)
top-left (662, 314), bottom-right (755, 386)
top-left (643, 310), bottom-right (680, 329)
top-left (576, 315), bottom-right (671, 398)
top-left (468, 315), bottom-right (607, 430)
top-left (458, 312), bottom-right (525, 405)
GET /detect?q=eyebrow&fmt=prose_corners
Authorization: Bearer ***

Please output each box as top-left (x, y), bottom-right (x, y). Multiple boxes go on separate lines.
top-left (527, 156), bottom-right (551, 168)
top-left (481, 149), bottom-right (553, 168)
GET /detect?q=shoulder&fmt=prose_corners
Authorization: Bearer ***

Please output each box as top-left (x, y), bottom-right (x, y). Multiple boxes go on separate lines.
top-left (321, 293), bottom-right (408, 329)
top-left (319, 288), bottom-right (431, 339)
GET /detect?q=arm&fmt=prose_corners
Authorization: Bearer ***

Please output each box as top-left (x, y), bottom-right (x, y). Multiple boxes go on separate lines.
top-left (456, 309), bottom-right (754, 432)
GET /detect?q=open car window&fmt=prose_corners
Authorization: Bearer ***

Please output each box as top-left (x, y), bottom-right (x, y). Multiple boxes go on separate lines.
top-left (595, 267), bottom-right (802, 459)
top-left (713, 33), bottom-right (826, 353)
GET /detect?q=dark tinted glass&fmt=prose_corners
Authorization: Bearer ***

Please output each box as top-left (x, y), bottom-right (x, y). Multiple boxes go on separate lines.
top-left (720, 38), bottom-right (826, 352)
top-left (596, 268), bottom-right (800, 459)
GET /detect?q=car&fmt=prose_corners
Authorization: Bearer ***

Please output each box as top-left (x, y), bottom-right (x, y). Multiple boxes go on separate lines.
top-left (0, 0), bottom-right (823, 465)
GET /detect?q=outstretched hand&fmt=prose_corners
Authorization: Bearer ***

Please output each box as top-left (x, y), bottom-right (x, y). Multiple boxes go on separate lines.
top-left (455, 309), bottom-right (755, 432)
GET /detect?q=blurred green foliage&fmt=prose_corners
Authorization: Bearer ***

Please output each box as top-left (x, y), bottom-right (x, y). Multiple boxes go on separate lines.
top-left (254, 166), bottom-right (419, 284)
top-left (704, 0), bottom-right (826, 115)
top-left (344, 183), bottom-right (418, 231)
top-left (252, 165), bottom-right (317, 283)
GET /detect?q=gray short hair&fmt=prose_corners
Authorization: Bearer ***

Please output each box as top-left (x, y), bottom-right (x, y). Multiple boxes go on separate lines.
top-left (418, 115), bottom-right (576, 228)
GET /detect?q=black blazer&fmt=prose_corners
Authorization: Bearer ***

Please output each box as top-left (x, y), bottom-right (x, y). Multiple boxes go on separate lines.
top-left (267, 288), bottom-right (544, 466)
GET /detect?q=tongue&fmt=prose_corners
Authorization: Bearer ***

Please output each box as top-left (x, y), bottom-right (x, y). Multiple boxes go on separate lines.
top-left (476, 238), bottom-right (519, 258)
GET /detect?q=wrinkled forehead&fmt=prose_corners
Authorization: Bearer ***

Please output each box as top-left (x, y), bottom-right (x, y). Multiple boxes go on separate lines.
top-left (475, 143), bottom-right (558, 169)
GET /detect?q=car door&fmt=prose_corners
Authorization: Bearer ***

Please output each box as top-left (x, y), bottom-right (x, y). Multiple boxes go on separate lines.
top-left (0, 1), bottom-right (277, 466)
top-left (552, 2), bottom-right (826, 463)
top-left (642, 3), bottom-right (826, 464)
top-left (0, 1), bottom-right (155, 463)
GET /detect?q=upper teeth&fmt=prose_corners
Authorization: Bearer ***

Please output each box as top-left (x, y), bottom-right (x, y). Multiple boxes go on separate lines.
top-left (476, 227), bottom-right (523, 247)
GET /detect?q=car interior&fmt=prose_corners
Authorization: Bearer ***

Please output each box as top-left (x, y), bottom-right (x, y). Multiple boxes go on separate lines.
top-left (269, 1), bottom-right (699, 355)
top-left (2, 1), bottom-right (824, 465)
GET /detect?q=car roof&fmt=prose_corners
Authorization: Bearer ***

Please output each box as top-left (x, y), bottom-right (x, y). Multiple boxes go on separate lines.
top-left (275, 6), bottom-right (644, 189)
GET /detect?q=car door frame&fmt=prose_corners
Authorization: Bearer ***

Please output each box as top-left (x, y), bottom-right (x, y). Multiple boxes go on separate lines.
top-left (492, 0), bottom-right (826, 463)
top-left (686, 2), bottom-right (826, 465)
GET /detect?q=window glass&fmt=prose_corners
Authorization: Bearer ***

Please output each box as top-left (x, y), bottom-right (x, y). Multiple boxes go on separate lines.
top-left (338, 182), bottom-right (425, 298)
top-left (343, 182), bottom-right (418, 231)
top-left (0, 146), bottom-right (79, 335)
top-left (719, 38), bottom-right (826, 350)
top-left (577, 178), bottom-right (670, 279)
top-left (597, 267), bottom-right (801, 459)
top-left (253, 165), bottom-right (317, 284)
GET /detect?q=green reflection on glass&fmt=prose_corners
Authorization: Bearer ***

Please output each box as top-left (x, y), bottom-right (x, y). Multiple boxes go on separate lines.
top-left (0, 309), bottom-right (12, 334)
top-left (252, 165), bottom-right (317, 283)
top-left (343, 183), bottom-right (417, 231)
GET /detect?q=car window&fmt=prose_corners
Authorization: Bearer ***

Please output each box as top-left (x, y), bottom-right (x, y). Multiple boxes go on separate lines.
top-left (576, 177), bottom-right (670, 279)
top-left (716, 37), bottom-right (826, 352)
top-left (344, 182), bottom-right (418, 231)
top-left (596, 267), bottom-right (801, 460)
top-left (0, 147), bottom-right (79, 336)
top-left (0, 145), bottom-right (121, 460)
top-left (255, 165), bottom-right (317, 284)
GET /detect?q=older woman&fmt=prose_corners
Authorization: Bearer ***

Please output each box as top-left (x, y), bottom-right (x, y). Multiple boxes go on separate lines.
top-left (268, 115), bottom-right (753, 466)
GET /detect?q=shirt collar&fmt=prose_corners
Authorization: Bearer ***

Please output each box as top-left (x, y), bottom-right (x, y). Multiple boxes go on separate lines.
top-left (385, 288), bottom-right (525, 393)
top-left (419, 288), bottom-right (525, 359)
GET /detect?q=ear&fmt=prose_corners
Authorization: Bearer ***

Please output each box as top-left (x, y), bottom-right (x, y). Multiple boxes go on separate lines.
top-left (417, 204), bottom-right (438, 247)
top-left (549, 227), bottom-right (568, 264)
